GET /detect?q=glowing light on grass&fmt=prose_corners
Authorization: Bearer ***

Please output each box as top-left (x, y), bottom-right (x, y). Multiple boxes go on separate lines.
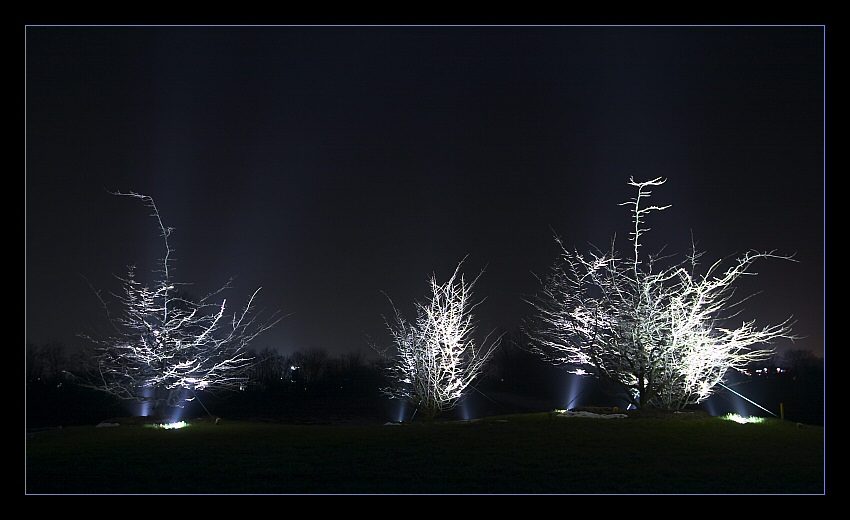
top-left (723, 413), bottom-right (765, 424)
top-left (145, 421), bottom-right (189, 429)
top-left (167, 409), bottom-right (185, 425)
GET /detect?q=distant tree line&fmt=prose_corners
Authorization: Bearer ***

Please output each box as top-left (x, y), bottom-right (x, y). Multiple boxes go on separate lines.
top-left (26, 332), bottom-right (555, 426)
top-left (26, 338), bottom-right (822, 428)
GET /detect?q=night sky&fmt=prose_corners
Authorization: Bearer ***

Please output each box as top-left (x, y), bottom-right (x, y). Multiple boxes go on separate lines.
top-left (25, 25), bottom-right (824, 361)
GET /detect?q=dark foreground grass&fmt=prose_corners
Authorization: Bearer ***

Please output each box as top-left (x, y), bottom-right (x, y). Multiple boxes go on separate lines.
top-left (25, 413), bottom-right (824, 495)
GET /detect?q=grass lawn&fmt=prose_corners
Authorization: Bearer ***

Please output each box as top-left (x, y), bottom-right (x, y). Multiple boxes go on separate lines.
top-left (25, 412), bottom-right (824, 495)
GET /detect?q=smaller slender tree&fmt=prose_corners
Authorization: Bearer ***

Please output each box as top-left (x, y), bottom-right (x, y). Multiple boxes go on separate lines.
top-left (74, 192), bottom-right (281, 416)
top-left (377, 261), bottom-right (501, 421)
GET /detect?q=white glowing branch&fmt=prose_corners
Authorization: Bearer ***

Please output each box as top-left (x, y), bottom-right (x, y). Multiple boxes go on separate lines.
top-left (76, 192), bottom-right (281, 413)
top-left (379, 261), bottom-right (501, 420)
top-left (527, 178), bottom-right (796, 410)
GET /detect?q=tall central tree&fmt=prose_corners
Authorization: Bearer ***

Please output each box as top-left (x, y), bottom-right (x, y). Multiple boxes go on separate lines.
top-left (378, 261), bottom-right (501, 421)
top-left (75, 192), bottom-right (281, 416)
top-left (526, 178), bottom-right (796, 410)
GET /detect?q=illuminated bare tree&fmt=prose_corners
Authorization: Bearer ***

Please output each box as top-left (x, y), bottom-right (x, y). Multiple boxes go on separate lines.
top-left (75, 192), bottom-right (280, 415)
top-left (378, 262), bottom-right (501, 421)
top-left (526, 177), bottom-right (796, 410)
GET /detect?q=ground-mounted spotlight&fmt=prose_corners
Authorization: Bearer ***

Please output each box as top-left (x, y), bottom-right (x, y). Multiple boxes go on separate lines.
top-left (702, 398), bottom-right (718, 417)
top-left (166, 405), bottom-right (187, 425)
top-left (457, 399), bottom-right (470, 421)
top-left (389, 399), bottom-right (410, 423)
top-left (134, 386), bottom-right (155, 417)
top-left (722, 413), bottom-right (765, 424)
top-left (562, 374), bottom-right (586, 410)
top-left (717, 382), bottom-right (779, 420)
top-left (145, 421), bottom-right (189, 429)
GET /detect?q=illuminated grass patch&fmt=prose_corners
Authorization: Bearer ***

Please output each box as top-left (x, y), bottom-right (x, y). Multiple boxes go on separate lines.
top-left (145, 421), bottom-right (189, 430)
top-left (722, 413), bottom-right (765, 424)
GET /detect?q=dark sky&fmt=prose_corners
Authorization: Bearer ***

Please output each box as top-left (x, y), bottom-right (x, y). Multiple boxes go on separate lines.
top-left (25, 25), bottom-right (824, 360)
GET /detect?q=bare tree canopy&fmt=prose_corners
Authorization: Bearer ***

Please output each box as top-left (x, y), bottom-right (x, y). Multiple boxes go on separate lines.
top-left (377, 261), bottom-right (501, 421)
top-left (526, 178), bottom-right (796, 410)
top-left (73, 192), bottom-right (281, 414)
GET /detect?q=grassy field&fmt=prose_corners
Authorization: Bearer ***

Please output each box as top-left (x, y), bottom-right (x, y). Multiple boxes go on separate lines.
top-left (25, 412), bottom-right (824, 495)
